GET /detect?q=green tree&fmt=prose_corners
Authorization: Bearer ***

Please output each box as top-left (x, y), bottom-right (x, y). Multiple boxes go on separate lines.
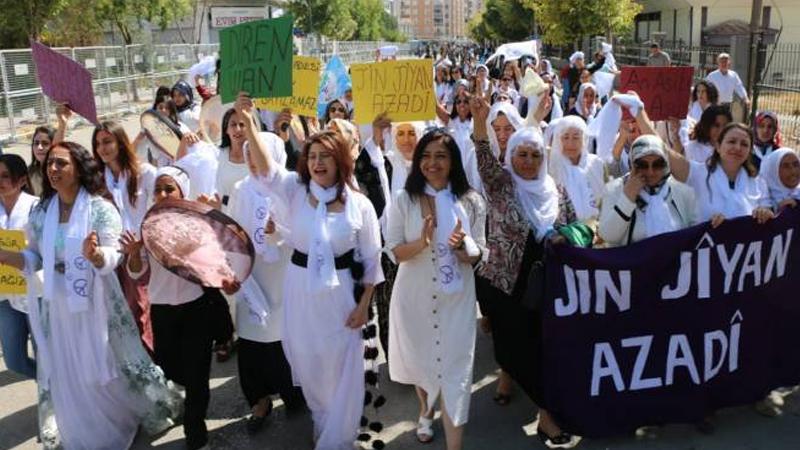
top-left (96, 0), bottom-right (192, 45)
top-left (286, 0), bottom-right (357, 41)
top-left (380, 10), bottom-right (406, 42)
top-left (468, 0), bottom-right (535, 43)
top-left (0, 0), bottom-right (68, 47)
top-left (351, 0), bottom-right (384, 41)
top-left (526, 0), bottom-right (642, 48)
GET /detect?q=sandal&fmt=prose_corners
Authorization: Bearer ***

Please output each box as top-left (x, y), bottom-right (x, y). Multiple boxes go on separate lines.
top-left (537, 427), bottom-right (582, 449)
top-left (416, 416), bottom-right (434, 444)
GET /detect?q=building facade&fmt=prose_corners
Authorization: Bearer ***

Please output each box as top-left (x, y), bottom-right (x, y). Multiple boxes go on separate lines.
top-left (393, 0), bottom-right (469, 39)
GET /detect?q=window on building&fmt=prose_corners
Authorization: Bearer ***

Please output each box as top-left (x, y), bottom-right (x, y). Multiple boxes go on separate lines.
top-left (635, 12), bottom-right (662, 43)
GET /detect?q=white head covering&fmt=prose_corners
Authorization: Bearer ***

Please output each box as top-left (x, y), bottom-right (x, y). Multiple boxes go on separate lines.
top-left (569, 51), bottom-right (585, 67)
top-left (601, 42), bottom-right (618, 71)
top-left (575, 82), bottom-right (598, 119)
top-left (549, 116), bottom-right (604, 221)
top-left (486, 102), bottom-right (525, 160)
top-left (328, 118), bottom-right (360, 154)
top-left (760, 148), bottom-right (800, 207)
top-left (504, 127), bottom-right (560, 240)
top-left (587, 94), bottom-right (644, 164)
top-left (386, 121), bottom-right (426, 192)
top-left (155, 165), bottom-right (190, 198)
top-left (629, 135), bottom-right (680, 237)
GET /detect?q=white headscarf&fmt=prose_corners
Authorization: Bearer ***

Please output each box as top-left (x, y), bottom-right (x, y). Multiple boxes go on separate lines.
top-left (629, 135), bottom-right (681, 237)
top-left (587, 94), bottom-right (644, 164)
top-left (486, 102), bottom-right (525, 161)
top-left (549, 116), bottom-right (605, 221)
top-left (760, 148), bottom-right (800, 208)
top-left (386, 121), bottom-right (426, 193)
top-left (504, 127), bottom-right (560, 240)
top-left (569, 51), bottom-right (585, 67)
top-left (575, 82), bottom-right (598, 120)
top-left (155, 165), bottom-right (190, 199)
top-left (601, 42), bottom-right (618, 71)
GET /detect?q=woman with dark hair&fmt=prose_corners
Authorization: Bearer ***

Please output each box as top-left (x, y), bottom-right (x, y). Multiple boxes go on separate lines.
top-left (249, 104), bottom-right (384, 448)
top-left (386, 129), bottom-right (486, 448)
top-left (172, 79), bottom-right (202, 131)
top-left (132, 95), bottom-right (190, 167)
top-left (752, 111), bottom-right (783, 170)
top-left (0, 154), bottom-right (39, 379)
top-left (678, 105), bottom-right (732, 163)
top-left (688, 80), bottom-right (719, 123)
top-left (323, 99), bottom-right (350, 125)
top-left (0, 142), bottom-right (180, 449)
top-left (213, 107), bottom-right (260, 213)
top-left (28, 125), bottom-right (55, 195)
top-left (92, 121), bottom-right (157, 352)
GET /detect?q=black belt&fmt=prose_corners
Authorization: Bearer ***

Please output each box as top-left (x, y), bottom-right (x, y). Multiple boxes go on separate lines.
top-left (291, 249), bottom-right (355, 270)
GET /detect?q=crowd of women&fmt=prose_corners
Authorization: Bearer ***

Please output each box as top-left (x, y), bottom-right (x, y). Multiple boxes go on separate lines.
top-left (0, 43), bottom-right (798, 450)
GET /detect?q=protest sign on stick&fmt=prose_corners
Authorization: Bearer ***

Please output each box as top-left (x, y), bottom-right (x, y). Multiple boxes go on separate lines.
top-left (219, 15), bottom-right (293, 103)
top-left (541, 207), bottom-right (800, 437)
top-left (317, 56), bottom-right (351, 119)
top-left (31, 41), bottom-right (98, 125)
top-left (254, 56), bottom-right (321, 117)
top-left (619, 66), bottom-right (694, 121)
top-left (0, 230), bottom-right (27, 295)
top-left (350, 59), bottom-right (436, 124)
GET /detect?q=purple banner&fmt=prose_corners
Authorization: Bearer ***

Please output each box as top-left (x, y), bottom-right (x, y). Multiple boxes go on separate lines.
top-left (31, 41), bottom-right (98, 125)
top-left (542, 207), bottom-right (800, 437)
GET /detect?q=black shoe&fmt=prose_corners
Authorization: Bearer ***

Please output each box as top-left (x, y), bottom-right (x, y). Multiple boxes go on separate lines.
top-left (245, 400), bottom-right (273, 435)
top-left (537, 427), bottom-right (582, 449)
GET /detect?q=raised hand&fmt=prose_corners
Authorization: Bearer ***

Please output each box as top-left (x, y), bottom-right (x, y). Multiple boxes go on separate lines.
top-left (448, 218), bottom-right (466, 250)
top-left (118, 230), bottom-right (143, 256)
top-left (82, 231), bottom-right (103, 268)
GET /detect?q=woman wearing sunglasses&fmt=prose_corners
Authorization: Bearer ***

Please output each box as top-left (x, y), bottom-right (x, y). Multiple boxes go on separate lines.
top-left (599, 135), bottom-right (696, 246)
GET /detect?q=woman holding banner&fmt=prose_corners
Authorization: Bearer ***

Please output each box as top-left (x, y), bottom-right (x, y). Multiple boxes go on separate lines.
top-left (0, 154), bottom-right (39, 379)
top-left (471, 91), bottom-right (583, 448)
top-left (386, 128), bottom-right (486, 448)
top-left (248, 96), bottom-right (384, 449)
top-left (0, 141), bottom-right (180, 449)
top-left (92, 121), bottom-right (157, 352)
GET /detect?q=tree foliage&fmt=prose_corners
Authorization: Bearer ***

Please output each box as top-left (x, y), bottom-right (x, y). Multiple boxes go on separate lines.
top-left (0, 0), bottom-right (68, 47)
top-left (526, 0), bottom-right (642, 47)
top-left (95, 0), bottom-right (192, 45)
top-left (287, 0), bottom-right (404, 42)
top-left (468, 0), bottom-right (536, 43)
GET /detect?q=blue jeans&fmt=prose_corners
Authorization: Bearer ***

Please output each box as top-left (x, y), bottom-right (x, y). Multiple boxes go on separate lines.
top-left (0, 300), bottom-right (36, 378)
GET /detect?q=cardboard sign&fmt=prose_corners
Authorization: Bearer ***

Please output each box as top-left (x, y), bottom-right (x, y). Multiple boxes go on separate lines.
top-left (350, 59), bottom-right (436, 124)
top-left (619, 66), bottom-right (694, 121)
top-left (31, 41), bottom-right (98, 125)
top-left (0, 230), bottom-right (27, 295)
top-left (219, 15), bottom-right (294, 103)
top-left (254, 56), bottom-right (321, 117)
top-left (317, 55), bottom-right (351, 119)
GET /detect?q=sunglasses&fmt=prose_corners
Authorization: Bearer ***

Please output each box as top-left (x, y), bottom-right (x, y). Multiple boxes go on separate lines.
top-left (330, 106), bottom-right (347, 113)
top-left (455, 98), bottom-right (470, 105)
top-left (633, 159), bottom-right (667, 170)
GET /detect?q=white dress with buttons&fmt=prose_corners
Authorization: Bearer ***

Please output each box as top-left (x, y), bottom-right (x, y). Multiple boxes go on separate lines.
top-left (386, 189), bottom-right (486, 426)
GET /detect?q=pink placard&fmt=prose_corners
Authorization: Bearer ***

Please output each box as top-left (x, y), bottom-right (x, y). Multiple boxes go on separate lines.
top-left (619, 66), bottom-right (695, 121)
top-left (31, 41), bottom-right (98, 125)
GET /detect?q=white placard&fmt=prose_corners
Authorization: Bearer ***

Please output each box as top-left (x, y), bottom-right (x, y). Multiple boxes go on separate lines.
top-left (134, 54), bottom-right (142, 64)
top-left (21, 108), bottom-right (35, 119)
top-left (105, 57), bottom-right (116, 67)
top-left (13, 64), bottom-right (28, 76)
top-left (84, 58), bottom-right (96, 69)
top-left (177, 54), bottom-right (186, 62)
top-left (157, 55), bottom-right (165, 64)
top-left (209, 7), bottom-right (268, 28)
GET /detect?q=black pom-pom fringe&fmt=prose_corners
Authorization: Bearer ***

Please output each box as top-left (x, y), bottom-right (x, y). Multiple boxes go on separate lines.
top-left (369, 422), bottom-right (384, 433)
top-left (364, 391), bottom-right (373, 405)
top-left (361, 415), bottom-right (369, 427)
top-left (365, 370), bottom-right (378, 386)
top-left (362, 324), bottom-right (377, 339)
top-left (364, 346), bottom-right (379, 360)
top-left (373, 395), bottom-right (386, 408)
top-left (357, 433), bottom-right (371, 442)
top-left (372, 440), bottom-right (386, 449)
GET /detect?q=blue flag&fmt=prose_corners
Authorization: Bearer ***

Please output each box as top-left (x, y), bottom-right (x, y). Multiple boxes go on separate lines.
top-left (317, 55), bottom-right (351, 118)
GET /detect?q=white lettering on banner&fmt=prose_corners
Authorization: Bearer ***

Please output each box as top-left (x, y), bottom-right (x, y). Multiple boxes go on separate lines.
top-left (590, 311), bottom-right (743, 396)
top-left (660, 229), bottom-right (793, 300)
top-left (555, 266), bottom-right (631, 316)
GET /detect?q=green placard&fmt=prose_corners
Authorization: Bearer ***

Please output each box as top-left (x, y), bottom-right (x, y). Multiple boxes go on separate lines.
top-left (219, 15), bottom-right (294, 103)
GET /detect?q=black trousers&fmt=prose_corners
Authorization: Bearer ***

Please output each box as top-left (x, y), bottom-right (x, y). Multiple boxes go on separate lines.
top-left (151, 296), bottom-right (214, 450)
top-left (237, 339), bottom-right (306, 411)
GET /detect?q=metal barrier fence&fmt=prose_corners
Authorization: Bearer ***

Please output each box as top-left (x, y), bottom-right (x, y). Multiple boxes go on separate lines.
top-left (612, 43), bottom-right (730, 80)
top-left (753, 43), bottom-right (800, 149)
top-left (0, 41), bottom-right (410, 144)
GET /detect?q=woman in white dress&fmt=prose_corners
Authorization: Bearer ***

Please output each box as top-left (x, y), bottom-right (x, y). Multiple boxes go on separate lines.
top-left (387, 129), bottom-right (486, 449)
top-left (92, 121), bottom-right (157, 352)
top-left (247, 95), bottom-right (384, 449)
top-left (674, 105), bottom-right (732, 163)
top-left (687, 80), bottom-right (719, 123)
top-left (0, 142), bottom-right (180, 449)
top-left (172, 80), bottom-right (202, 132)
top-left (228, 131), bottom-right (306, 434)
top-left (548, 116), bottom-right (607, 227)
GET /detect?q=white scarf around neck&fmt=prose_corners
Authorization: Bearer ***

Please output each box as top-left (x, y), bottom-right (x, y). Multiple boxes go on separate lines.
top-left (0, 192), bottom-right (38, 230)
top-left (308, 181), bottom-right (362, 293)
top-left (640, 184), bottom-right (680, 237)
top-left (587, 94), bottom-right (643, 164)
top-left (705, 166), bottom-right (765, 221)
top-left (424, 184), bottom-right (477, 295)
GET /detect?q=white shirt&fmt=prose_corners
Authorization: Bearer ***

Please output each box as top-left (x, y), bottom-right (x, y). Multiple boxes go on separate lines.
top-left (129, 252), bottom-right (204, 306)
top-left (706, 69), bottom-right (748, 103)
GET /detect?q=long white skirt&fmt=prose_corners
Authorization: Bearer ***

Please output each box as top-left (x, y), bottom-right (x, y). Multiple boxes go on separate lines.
top-left (281, 264), bottom-right (364, 450)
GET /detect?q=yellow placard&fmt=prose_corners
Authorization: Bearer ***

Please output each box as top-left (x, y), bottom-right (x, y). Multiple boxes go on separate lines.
top-left (254, 56), bottom-right (321, 117)
top-left (0, 230), bottom-right (27, 295)
top-left (350, 58), bottom-right (436, 125)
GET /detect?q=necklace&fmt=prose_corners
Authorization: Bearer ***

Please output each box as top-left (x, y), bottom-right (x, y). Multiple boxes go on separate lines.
top-left (59, 198), bottom-right (74, 221)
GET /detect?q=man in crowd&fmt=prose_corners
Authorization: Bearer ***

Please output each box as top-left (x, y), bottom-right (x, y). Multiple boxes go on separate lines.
top-left (646, 42), bottom-right (671, 67)
top-left (705, 52), bottom-right (750, 107)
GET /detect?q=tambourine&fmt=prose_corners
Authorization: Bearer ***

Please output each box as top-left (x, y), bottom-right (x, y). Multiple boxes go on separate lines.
top-left (199, 95), bottom-right (228, 145)
top-left (141, 198), bottom-right (254, 288)
top-left (140, 109), bottom-right (183, 161)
